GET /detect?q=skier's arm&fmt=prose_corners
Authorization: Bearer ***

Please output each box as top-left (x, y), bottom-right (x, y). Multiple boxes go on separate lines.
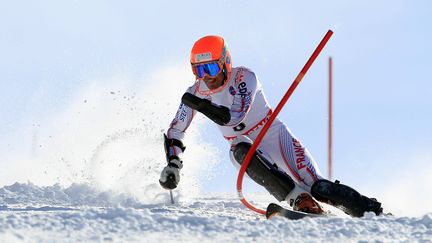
top-left (159, 134), bottom-right (184, 190)
top-left (181, 93), bottom-right (230, 126)
top-left (160, 89), bottom-right (196, 190)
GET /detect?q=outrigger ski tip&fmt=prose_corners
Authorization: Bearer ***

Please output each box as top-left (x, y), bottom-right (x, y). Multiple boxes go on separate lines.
top-left (266, 203), bottom-right (323, 220)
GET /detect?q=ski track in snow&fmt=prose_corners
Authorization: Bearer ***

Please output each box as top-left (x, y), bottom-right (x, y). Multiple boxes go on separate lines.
top-left (0, 183), bottom-right (431, 242)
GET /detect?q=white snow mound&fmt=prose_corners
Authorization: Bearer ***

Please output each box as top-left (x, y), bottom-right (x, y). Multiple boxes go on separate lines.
top-left (1, 182), bottom-right (431, 242)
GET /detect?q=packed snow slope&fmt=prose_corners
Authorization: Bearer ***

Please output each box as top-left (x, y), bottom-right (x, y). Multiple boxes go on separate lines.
top-left (0, 183), bottom-right (431, 242)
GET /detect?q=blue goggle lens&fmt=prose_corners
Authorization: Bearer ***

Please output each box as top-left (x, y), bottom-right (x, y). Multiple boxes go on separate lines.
top-left (194, 62), bottom-right (221, 78)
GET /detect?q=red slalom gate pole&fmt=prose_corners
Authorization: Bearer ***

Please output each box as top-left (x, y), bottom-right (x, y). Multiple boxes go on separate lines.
top-left (328, 56), bottom-right (333, 180)
top-left (236, 30), bottom-right (334, 215)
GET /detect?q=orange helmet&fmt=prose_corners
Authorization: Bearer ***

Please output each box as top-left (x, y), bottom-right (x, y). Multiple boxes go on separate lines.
top-left (190, 35), bottom-right (232, 79)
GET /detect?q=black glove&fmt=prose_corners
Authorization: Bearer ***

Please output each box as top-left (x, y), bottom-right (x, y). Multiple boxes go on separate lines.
top-left (159, 159), bottom-right (183, 190)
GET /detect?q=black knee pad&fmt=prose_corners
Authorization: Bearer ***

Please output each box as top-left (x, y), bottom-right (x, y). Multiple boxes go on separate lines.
top-left (233, 142), bottom-right (295, 201)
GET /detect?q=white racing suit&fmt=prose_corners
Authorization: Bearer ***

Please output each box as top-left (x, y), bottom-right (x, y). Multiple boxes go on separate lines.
top-left (166, 66), bottom-right (324, 194)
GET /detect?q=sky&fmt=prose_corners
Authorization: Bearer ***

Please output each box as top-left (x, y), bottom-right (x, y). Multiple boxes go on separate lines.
top-left (0, 0), bottom-right (431, 216)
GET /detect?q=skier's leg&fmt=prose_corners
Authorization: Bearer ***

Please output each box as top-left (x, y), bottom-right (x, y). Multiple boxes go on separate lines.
top-left (261, 121), bottom-right (324, 190)
top-left (266, 122), bottom-right (382, 216)
top-left (231, 135), bottom-right (324, 214)
top-left (254, 122), bottom-right (324, 213)
top-left (311, 179), bottom-right (383, 217)
top-left (229, 136), bottom-right (295, 202)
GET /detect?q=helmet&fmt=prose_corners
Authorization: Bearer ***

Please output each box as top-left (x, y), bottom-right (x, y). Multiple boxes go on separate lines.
top-left (190, 35), bottom-right (232, 79)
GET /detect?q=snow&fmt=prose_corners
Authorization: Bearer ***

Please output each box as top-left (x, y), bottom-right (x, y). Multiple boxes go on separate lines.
top-left (1, 183), bottom-right (431, 242)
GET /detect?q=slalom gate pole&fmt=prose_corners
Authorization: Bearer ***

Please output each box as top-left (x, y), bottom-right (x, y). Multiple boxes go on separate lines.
top-left (328, 56), bottom-right (333, 180)
top-left (236, 30), bottom-right (334, 215)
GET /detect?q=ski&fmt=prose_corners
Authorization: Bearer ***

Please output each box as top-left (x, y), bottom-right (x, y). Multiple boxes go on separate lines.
top-left (266, 203), bottom-right (323, 220)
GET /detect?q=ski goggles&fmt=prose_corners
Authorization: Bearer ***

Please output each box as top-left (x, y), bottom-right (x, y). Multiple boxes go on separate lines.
top-left (192, 61), bottom-right (222, 79)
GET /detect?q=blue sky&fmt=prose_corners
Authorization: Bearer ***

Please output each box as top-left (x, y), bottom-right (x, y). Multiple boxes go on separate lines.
top-left (1, 1), bottom-right (431, 215)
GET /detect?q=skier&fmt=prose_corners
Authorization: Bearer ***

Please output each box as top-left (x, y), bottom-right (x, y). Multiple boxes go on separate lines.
top-left (159, 35), bottom-right (382, 217)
